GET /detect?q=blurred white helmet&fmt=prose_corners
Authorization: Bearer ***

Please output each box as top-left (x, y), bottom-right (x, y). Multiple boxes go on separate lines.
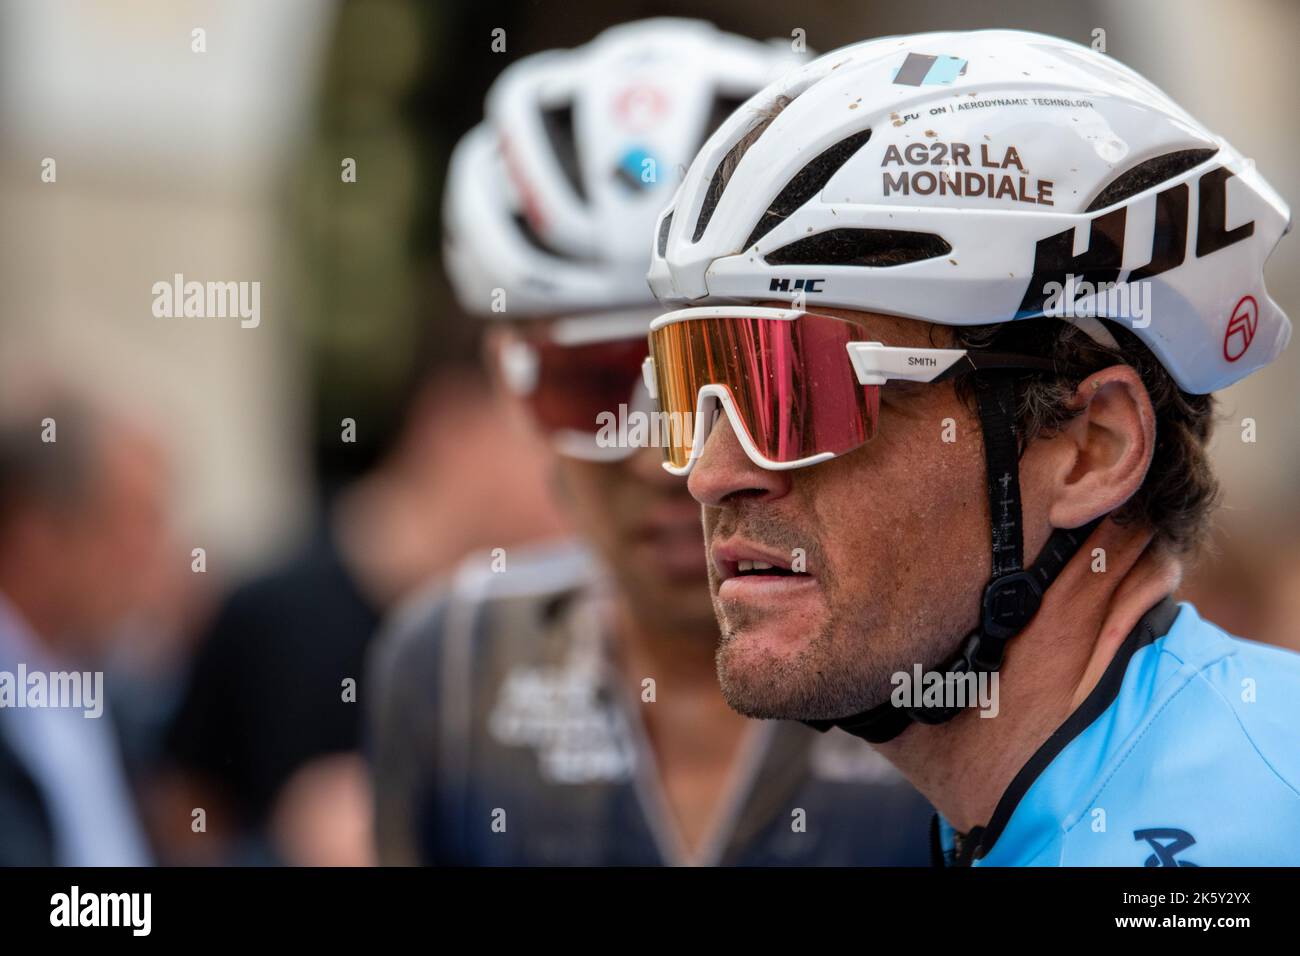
top-left (444, 18), bottom-right (804, 319)
top-left (649, 29), bottom-right (1291, 393)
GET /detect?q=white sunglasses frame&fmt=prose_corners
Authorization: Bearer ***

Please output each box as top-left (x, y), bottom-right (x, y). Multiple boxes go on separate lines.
top-left (643, 306), bottom-right (1071, 475)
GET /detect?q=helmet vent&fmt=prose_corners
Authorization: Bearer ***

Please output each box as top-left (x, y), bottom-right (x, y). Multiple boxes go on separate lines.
top-left (702, 94), bottom-right (750, 153)
top-left (692, 94), bottom-right (800, 243)
top-left (765, 228), bottom-right (951, 267)
top-left (692, 125), bottom-right (761, 242)
top-left (541, 102), bottom-right (587, 203)
top-left (742, 128), bottom-right (873, 251)
top-left (657, 212), bottom-right (673, 257)
top-left (512, 213), bottom-right (592, 262)
top-left (1084, 148), bottom-right (1218, 212)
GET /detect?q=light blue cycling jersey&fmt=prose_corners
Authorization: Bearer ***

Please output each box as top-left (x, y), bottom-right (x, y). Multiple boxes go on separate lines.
top-left (934, 598), bottom-right (1300, 866)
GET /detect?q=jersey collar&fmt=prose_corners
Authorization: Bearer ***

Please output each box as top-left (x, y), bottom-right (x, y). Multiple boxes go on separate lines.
top-left (933, 595), bottom-right (1182, 867)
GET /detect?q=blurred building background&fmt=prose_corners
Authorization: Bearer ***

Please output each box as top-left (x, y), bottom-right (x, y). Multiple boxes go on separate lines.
top-left (0, 0), bottom-right (1296, 863)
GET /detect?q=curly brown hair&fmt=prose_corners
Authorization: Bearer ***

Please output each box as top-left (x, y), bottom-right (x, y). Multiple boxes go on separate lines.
top-left (945, 319), bottom-right (1219, 556)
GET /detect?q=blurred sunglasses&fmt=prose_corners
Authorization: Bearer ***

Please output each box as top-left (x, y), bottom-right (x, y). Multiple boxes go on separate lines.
top-left (497, 310), bottom-right (658, 461)
top-left (643, 306), bottom-right (1057, 475)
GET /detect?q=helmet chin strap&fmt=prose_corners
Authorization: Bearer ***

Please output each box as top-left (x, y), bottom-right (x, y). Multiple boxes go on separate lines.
top-left (804, 373), bottom-right (1104, 745)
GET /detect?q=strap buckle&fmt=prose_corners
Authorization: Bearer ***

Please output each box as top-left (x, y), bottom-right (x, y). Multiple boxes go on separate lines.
top-left (981, 569), bottom-right (1044, 643)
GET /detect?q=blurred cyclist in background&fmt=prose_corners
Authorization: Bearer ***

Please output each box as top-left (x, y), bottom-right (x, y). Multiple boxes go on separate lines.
top-left (367, 18), bottom-right (935, 865)
top-left (160, 358), bottom-right (564, 865)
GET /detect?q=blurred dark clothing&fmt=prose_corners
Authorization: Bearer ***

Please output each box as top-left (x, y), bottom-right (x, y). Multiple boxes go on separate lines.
top-left (0, 729), bottom-right (54, 865)
top-left (166, 522), bottom-right (380, 829)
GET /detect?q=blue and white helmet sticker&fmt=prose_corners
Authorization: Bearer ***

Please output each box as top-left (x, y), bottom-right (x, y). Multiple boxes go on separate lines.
top-left (893, 52), bottom-right (968, 86)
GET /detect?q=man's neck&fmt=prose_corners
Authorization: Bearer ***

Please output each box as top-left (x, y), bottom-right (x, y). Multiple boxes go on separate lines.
top-left (608, 594), bottom-right (756, 860)
top-left (606, 593), bottom-right (755, 751)
top-left (610, 597), bottom-right (728, 697)
top-left (878, 522), bottom-right (1182, 835)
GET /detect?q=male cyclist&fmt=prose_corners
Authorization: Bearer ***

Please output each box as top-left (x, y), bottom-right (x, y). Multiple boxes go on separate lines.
top-left (644, 29), bottom-right (1300, 865)
top-left (366, 19), bottom-right (934, 866)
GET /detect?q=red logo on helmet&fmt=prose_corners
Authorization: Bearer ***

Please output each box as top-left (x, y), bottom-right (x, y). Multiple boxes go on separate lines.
top-left (613, 85), bottom-right (668, 131)
top-left (500, 133), bottom-right (547, 233)
top-left (1223, 295), bottom-right (1258, 362)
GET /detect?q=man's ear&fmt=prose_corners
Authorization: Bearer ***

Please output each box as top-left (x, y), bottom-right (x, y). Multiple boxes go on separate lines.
top-left (1046, 364), bottom-right (1156, 530)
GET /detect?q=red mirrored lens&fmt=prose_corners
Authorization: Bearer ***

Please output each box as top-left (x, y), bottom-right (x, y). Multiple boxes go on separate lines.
top-left (521, 337), bottom-right (649, 434)
top-left (648, 313), bottom-right (880, 467)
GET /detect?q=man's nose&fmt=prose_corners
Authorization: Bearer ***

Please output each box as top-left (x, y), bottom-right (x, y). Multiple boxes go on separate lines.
top-left (687, 410), bottom-right (792, 507)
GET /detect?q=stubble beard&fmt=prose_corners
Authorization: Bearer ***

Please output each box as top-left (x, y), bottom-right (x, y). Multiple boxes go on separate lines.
top-left (704, 508), bottom-right (948, 722)
top-left (712, 584), bottom-right (910, 722)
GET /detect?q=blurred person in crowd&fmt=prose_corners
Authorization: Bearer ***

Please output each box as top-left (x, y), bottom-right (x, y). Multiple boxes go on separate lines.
top-left (1263, 537), bottom-right (1300, 652)
top-left (154, 0), bottom-right (577, 865)
top-left (0, 391), bottom-right (173, 865)
top-left (1179, 517), bottom-right (1300, 654)
top-left (160, 360), bottom-right (564, 866)
top-left (367, 20), bottom-right (935, 866)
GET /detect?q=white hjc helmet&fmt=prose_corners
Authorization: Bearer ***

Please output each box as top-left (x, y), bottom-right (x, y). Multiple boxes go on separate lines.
top-left (649, 28), bottom-right (1290, 394)
top-left (443, 18), bottom-right (804, 319)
